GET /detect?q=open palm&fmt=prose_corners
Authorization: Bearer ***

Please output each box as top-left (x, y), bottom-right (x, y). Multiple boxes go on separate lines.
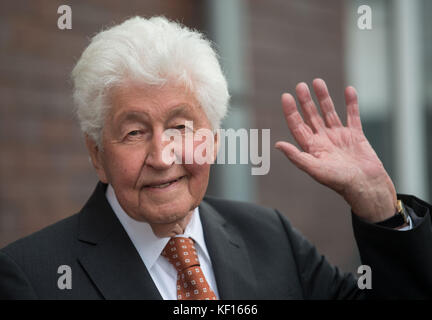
top-left (276, 79), bottom-right (397, 222)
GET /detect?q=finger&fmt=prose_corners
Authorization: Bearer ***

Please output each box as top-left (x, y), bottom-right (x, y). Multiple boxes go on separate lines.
top-left (312, 78), bottom-right (343, 128)
top-left (281, 93), bottom-right (314, 151)
top-left (275, 141), bottom-right (319, 172)
top-left (296, 82), bottom-right (326, 134)
top-left (345, 86), bottom-right (363, 131)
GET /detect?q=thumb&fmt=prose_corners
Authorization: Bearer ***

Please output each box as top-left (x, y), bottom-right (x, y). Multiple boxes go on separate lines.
top-left (275, 141), bottom-right (318, 172)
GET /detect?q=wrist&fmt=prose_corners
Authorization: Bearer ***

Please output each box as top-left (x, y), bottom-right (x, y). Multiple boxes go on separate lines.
top-left (375, 200), bottom-right (410, 229)
top-left (343, 176), bottom-right (397, 223)
top-left (349, 198), bottom-right (397, 223)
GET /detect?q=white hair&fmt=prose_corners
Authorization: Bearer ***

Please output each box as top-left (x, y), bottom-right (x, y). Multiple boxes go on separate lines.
top-left (71, 16), bottom-right (229, 145)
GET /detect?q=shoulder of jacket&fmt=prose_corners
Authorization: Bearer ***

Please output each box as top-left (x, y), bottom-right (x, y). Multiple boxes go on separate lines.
top-left (202, 195), bottom-right (283, 225)
top-left (1, 213), bottom-right (80, 258)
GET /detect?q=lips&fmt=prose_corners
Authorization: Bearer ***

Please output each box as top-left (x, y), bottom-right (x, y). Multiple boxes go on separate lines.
top-left (144, 176), bottom-right (185, 189)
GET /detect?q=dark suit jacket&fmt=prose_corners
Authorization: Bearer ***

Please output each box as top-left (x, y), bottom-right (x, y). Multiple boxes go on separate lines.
top-left (1, 182), bottom-right (431, 299)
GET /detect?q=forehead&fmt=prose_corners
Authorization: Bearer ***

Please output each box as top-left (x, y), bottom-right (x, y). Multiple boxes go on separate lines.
top-left (108, 82), bottom-right (206, 123)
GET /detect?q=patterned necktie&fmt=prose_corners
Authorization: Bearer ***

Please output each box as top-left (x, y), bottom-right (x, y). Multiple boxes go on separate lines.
top-left (162, 237), bottom-right (217, 300)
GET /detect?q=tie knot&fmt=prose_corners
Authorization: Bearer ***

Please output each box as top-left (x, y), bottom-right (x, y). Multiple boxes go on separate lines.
top-left (162, 237), bottom-right (199, 271)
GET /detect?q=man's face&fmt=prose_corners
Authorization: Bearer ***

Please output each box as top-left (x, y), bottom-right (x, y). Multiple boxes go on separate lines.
top-left (88, 82), bottom-right (216, 225)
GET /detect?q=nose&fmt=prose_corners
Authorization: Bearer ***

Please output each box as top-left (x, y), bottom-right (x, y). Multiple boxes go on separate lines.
top-left (144, 130), bottom-right (175, 170)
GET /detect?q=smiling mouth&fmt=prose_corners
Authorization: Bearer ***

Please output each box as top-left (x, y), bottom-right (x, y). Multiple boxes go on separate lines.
top-left (144, 176), bottom-right (185, 189)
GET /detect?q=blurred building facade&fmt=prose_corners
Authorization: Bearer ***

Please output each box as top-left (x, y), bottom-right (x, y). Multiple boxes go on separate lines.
top-left (1, 0), bottom-right (430, 274)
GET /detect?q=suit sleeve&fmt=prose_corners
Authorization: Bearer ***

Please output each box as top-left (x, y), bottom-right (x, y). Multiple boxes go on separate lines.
top-left (277, 194), bottom-right (432, 299)
top-left (352, 194), bottom-right (432, 299)
top-left (0, 250), bottom-right (38, 299)
top-left (276, 210), bottom-right (365, 299)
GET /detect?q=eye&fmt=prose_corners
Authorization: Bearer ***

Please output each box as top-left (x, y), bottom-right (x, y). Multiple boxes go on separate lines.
top-left (174, 124), bottom-right (186, 130)
top-left (127, 130), bottom-right (142, 137)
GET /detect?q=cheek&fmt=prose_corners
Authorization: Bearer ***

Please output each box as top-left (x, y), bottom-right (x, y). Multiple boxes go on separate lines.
top-left (180, 136), bottom-right (213, 195)
top-left (102, 148), bottom-right (145, 185)
top-left (179, 133), bottom-right (215, 165)
top-left (183, 161), bottom-right (211, 195)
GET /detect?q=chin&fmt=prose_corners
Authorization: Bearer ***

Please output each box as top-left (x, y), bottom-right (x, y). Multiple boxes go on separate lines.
top-left (137, 201), bottom-right (194, 224)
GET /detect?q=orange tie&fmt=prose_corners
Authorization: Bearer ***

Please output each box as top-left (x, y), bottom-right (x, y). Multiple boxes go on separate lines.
top-left (162, 237), bottom-right (217, 300)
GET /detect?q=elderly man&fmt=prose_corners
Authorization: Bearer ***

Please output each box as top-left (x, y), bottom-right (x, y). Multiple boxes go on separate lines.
top-left (0, 16), bottom-right (431, 300)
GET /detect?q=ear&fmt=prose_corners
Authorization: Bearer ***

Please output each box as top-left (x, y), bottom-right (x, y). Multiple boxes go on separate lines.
top-left (85, 134), bottom-right (108, 183)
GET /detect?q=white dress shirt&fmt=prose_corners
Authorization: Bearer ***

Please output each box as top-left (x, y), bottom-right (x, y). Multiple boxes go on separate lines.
top-left (398, 216), bottom-right (413, 231)
top-left (105, 184), bottom-right (219, 300)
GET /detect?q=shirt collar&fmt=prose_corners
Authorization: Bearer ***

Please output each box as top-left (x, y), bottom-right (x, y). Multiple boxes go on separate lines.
top-left (105, 184), bottom-right (210, 270)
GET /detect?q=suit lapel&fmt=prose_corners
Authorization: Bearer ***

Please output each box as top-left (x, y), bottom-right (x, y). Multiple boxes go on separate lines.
top-left (199, 200), bottom-right (258, 299)
top-left (76, 182), bottom-right (162, 300)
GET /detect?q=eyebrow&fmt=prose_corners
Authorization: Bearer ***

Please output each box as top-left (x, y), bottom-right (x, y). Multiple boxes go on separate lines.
top-left (113, 104), bottom-right (197, 127)
top-left (166, 104), bottom-right (196, 120)
top-left (115, 111), bottom-right (149, 125)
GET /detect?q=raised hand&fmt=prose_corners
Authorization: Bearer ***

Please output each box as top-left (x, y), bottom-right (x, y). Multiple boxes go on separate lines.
top-left (275, 79), bottom-right (397, 223)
